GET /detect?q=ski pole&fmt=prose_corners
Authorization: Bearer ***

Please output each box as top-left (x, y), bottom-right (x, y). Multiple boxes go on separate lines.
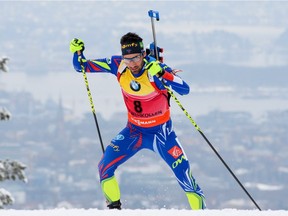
top-left (167, 87), bottom-right (262, 211)
top-left (77, 51), bottom-right (105, 153)
top-left (148, 10), bottom-right (261, 211)
top-left (148, 10), bottom-right (160, 60)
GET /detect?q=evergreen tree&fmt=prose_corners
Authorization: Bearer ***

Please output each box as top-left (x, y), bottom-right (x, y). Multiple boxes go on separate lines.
top-left (0, 57), bottom-right (27, 208)
top-left (0, 160), bottom-right (27, 208)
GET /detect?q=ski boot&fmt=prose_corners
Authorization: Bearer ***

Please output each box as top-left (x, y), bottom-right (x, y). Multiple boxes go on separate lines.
top-left (107, 200), bottom-right (122, 210)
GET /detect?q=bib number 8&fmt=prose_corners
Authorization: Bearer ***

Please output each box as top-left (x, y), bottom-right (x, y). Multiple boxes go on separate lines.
top-left (134, 100), bottom-right (143, 113)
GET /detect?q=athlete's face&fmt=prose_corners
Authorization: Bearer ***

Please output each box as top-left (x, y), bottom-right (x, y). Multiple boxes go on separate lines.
top-left (123, 52), bottom-right (145, 74)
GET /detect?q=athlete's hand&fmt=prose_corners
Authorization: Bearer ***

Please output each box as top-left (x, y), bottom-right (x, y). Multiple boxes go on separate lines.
top-left (70, 38), bottom-right (85, 53)
top-left (145, 60), bottom-right (164, 77)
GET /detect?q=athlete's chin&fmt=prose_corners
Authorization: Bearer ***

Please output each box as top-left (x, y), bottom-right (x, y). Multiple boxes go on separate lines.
top-left (130, 67), bottom-right (141, 74)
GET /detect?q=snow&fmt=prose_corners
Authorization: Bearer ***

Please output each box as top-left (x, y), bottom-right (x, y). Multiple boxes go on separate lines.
top-left (0, 209), bottom-right (287, 216)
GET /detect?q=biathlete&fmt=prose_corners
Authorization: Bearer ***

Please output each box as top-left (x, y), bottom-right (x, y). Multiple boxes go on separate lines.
top-left (70, 32), bottom-right (206, 210)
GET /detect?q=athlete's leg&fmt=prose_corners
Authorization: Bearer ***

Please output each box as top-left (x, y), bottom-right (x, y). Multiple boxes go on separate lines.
top-left (98, 123), bottom-right (144, 207)
top-left (152, 121), bottom-right (206, 210)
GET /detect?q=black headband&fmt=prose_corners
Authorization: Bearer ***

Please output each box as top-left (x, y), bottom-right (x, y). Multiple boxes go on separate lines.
top-left (121, 41), bottom-right (144, 55)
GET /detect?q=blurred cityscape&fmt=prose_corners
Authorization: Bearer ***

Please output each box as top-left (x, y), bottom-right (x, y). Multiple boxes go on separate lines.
top-left (1, 0), bottom-right (288, 211)
top-left (0, 87), bottom-right (287, 210)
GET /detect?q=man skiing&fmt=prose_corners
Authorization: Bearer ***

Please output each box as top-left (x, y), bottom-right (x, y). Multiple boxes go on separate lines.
top-left (70, 32), bottom-right (205, 210)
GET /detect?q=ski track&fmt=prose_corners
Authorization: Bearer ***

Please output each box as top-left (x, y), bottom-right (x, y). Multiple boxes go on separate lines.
top-left (0, 209), bottom-right (287, 216)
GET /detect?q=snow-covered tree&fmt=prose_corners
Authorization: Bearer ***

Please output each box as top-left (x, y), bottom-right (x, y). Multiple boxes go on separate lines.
top-left (0, 159), bottom-right (27, 208)
top-left (0, 56), bottom-right (12, 121)
top-left (1, 57), bottom-right (27, 208)
top-left (0, 57), bottom-right (9, 73)
top-left (0, 188), bottom-right (14, 208)
top-left (0, 107), bottom-right (11, 121)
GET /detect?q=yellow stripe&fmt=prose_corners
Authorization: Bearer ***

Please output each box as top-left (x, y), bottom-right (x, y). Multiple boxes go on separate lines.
top-left (91, 60), bottom-right (111, 70)
top-left (186, 192), bottom-right (204, 210)
top-left (101, 176), bottom-right (120, 202)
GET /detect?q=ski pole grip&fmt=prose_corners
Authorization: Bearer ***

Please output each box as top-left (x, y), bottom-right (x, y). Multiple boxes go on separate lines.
top-left (77, 51), bottom-right (84, 66)
top-left (148, 10), bottom-right (160, 21)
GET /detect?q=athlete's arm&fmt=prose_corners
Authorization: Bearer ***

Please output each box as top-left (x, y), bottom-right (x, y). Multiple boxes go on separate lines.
top-left (154, 62), bottom-right (189, 95)
top-left (72, 52), bottom-right (122, 76)
top-left (144, 56), bottom-right (189, 95)
top-left (161, 70), bottom-right (190, 96)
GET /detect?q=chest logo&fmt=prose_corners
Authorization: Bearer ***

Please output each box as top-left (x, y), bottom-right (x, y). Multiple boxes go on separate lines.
top-left (130, 80), bottom-right (141, 92)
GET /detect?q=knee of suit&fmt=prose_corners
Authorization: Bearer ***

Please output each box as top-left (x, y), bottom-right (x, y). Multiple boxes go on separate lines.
top-left (98, 159), bottom-right (118, 181)
top-left (98, 159), bottom-right (117, 181)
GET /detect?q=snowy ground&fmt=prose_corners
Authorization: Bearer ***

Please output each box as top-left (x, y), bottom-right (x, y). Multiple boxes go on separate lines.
top-left (0, 209), bottom-right (287, 216)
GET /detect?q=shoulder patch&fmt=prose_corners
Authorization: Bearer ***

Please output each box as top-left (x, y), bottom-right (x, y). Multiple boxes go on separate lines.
top-left (106, 58), bottom-right (111, 64)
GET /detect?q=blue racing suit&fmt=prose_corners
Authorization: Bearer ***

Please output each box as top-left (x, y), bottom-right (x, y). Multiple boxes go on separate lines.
top-left (72, 52), bottom-right (205, 209)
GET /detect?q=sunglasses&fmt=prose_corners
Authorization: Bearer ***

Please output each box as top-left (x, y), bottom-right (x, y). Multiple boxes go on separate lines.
top-left (123, 53), bottom-right (143, 64)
